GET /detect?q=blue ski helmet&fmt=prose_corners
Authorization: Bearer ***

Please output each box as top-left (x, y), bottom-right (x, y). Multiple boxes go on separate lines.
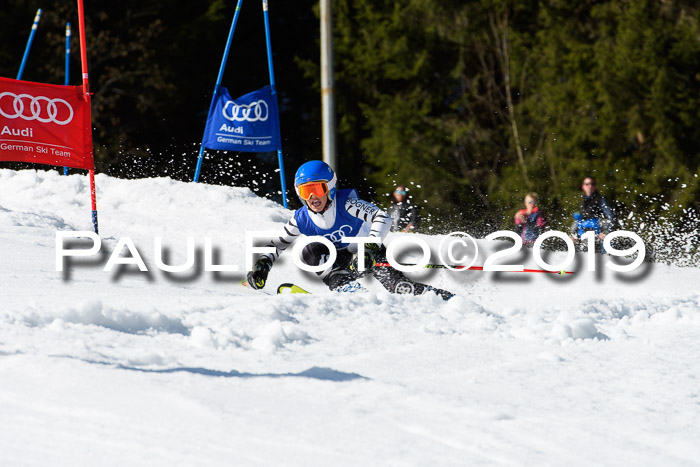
top-left (294, 160), bottom-right (337, 202)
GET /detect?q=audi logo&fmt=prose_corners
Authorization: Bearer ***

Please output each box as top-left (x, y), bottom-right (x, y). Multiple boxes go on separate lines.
top-left (0, 92), bottom-right (74, 125)
top-left (324, 225), bottom-right (354, 243)
top-left (222, 99), bottom-right (269, 122)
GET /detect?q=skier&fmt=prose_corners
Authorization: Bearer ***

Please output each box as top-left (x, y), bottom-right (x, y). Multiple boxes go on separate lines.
top-left (246, 160), bottom-right (454, 300)
top-left (571, 176), bottom-right (616, 242)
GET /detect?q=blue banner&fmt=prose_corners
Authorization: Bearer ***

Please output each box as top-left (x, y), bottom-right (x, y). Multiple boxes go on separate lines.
top-left (201, 84), bottom-right (281, 152)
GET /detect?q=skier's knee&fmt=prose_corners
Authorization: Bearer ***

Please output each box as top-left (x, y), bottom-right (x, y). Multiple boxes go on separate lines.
top-left (301, 243), bottom-right (331, 267)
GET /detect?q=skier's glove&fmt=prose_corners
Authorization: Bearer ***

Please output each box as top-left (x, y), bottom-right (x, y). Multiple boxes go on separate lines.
top-left (247, 256), bottom-right (272, 290)
top-left (364, 242), bottom-right (382, 267)
top-left (351, 241), bottom-right (382, 277)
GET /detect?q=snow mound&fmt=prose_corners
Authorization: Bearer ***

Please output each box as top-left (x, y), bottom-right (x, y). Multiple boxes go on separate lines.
top-left (1, 169), bottom-right (700, 466)
top-left (8, 299), bottom-right (189, 335)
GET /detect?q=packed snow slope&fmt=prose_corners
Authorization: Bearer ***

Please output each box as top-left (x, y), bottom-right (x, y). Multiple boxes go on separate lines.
top-left (1, 169), bottom-right (699, 467)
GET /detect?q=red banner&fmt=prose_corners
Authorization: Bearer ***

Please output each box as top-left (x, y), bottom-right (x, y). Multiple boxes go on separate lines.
top-left (0, 76), bottom-right (94, 170)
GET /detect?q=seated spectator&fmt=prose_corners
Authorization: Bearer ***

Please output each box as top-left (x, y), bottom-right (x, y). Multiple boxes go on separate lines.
top-left (514, 192), bottom-right (546, 245)
top-left (388, 185), bottom-right (420, 232)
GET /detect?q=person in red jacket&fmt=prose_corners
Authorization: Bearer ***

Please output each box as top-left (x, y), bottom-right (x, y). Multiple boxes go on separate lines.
top-left (514, 193), bottom-right (546, 246)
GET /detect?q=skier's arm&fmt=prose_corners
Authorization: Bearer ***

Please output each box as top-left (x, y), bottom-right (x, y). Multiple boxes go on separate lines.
top-left (247, 216), bottom-right (300, 290)
top-left (345, 197), bottom-right (392, 242)
top-left (262, 216), bottom-right (301, 264)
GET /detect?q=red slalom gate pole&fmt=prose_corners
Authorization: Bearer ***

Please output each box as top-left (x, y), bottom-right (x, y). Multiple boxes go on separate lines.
top-left (374, 262), bottom-right (574, 275)
top-left (77, 0), bottom-right (98, 234)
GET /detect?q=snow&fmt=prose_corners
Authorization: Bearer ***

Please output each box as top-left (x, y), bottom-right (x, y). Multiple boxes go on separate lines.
top-left (1, 168), bottom-right (699, 466)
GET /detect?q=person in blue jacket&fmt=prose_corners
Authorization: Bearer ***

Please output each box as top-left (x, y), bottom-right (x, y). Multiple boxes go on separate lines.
top-left (246, 160), bottom-right (453, 300)
top-left (571, 176), bottom-right (616, 241)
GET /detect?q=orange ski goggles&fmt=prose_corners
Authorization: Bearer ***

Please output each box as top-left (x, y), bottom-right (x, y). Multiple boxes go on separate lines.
top-left (297, 181), bottom-right (329, 200)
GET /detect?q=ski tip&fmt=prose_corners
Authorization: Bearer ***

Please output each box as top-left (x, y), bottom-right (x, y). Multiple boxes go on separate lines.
top-left (277, 283), bottom-right (311, 294)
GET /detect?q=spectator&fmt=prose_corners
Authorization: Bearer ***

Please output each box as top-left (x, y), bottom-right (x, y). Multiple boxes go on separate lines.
top-left (571, 176), bottom-right (616, 240)
top-left (388, 185), bottom-right (420, 232)
top-left (514, 192), bottom-right (546, 246)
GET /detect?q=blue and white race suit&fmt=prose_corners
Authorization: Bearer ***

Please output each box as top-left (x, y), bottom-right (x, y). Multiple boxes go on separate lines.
top-left (259, 188), bottom-right (453, 300)
top-left (262, 188), bottom-right (391, 264)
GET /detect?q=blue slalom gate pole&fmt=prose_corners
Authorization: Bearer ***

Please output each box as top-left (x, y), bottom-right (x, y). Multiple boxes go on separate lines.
top-left (63, 23), bottom-right (71, 176)
top-left (17, 9), bottom-right (42, 80)
top-left (193, 0), bottom-right (244, 183)
top-left (262, 0), bottom-right (288, 209)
